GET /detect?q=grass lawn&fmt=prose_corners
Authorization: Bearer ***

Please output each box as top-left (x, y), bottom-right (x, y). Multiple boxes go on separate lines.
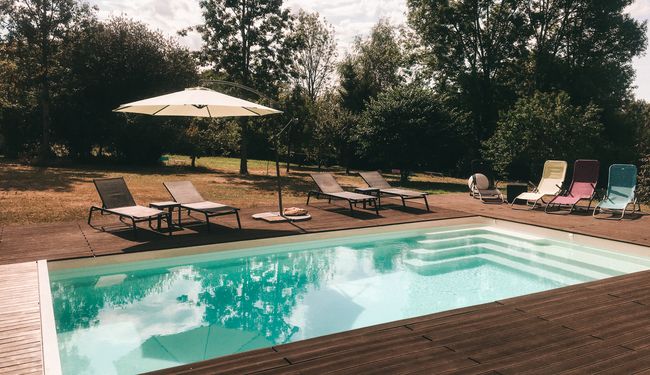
top-left (0, 155), bottom-right (469, 225)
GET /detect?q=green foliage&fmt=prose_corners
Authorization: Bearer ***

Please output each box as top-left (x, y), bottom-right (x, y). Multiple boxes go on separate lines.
top-left (408, 0), bottom-right (647, 176)
top-left (292, 10), bottom-right (337, 102)
top-left (190, 0), bottom-right (296, 174)
top-left (56, 17), bottom-right (198, 162)
top-left (483, 91), bottom-right (603, 179)
top-left (357, 85), bottom-right (459, 181)
top-left (339, 20), bottom-right (406, 114)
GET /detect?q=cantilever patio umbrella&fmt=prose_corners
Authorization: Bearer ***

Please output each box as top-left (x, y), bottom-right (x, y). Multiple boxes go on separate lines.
top-left (114, 86), bottom-right (303, 222)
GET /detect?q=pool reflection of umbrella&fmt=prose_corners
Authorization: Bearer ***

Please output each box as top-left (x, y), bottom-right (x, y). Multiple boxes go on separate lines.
top-left (114, 325), bottom-right (273, 373)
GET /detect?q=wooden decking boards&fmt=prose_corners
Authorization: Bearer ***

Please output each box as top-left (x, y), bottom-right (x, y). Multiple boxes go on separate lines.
top-left (0, 262), bottom-right (43, 375)
top-left (4, 194), bottom-right (650, 374)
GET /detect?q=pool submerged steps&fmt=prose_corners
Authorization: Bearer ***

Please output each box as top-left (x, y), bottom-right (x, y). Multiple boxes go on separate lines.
top-left (402, 228), bottom-right (649, 283)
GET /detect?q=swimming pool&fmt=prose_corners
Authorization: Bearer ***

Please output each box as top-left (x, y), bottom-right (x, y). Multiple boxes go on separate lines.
top-left (48, 221), bottom-right (650, 374)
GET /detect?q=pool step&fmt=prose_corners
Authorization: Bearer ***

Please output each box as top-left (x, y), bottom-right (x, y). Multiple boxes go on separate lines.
top-left (422, 228), bottom-right (650, 269)
top-left (416, 234), bottom-right (648, 276)
top-left (408, 244), bottom-right (610, 282)
top-left (403, 253), bottom-right (587, 285)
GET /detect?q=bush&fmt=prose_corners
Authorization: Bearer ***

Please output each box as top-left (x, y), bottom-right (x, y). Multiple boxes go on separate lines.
top-left (357, 84), bottom-right (461, 181)
top-left (483, 91), bottom-right (603, 180)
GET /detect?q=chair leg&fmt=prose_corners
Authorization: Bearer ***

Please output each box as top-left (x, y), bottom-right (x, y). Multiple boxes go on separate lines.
top-left (235, 211), bottom-right (242, 229)
top-left (424, 196), bottom-right (430, 211)
top-left (87, 207), bottom-right (95, 225)
top-left (205, 213), bottom-right (211, 231)
top-left (306, 192), bottom-right (311, 205)
top-left (167, 213), bottom-right (172, 235)
top-left (401, 196), bottom-right (406, 207)
top-left (374, 200), bottom-right (379, 215)
top-left (131, 217), bottom-right (137, 239)
top-left (348, 201), bottom-right (354, 211)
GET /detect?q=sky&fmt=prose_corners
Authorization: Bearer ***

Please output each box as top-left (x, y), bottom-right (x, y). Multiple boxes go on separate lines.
top-left (89, 0), bottom-right (650, 100)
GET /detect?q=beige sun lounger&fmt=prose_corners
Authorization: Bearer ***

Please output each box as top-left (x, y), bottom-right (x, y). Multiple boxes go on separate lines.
top-left (164, 181), bottom-right (241, 230)
top-left (88, 177), bottom-right (171, 236)
top-left (511, 160), bottom-right (567, 209)
top-left (307, 173), bottom-right (379, 215)
top-left (359, 171), bottom-right (430, 211)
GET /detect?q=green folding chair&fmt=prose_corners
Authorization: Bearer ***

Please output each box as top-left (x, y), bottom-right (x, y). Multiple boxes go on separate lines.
top-left (593, 164), bottom-right (640, 220)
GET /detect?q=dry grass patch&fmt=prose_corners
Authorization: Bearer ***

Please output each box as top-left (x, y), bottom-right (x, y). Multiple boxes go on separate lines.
top-left (0, 155), bottom-right (468, 225)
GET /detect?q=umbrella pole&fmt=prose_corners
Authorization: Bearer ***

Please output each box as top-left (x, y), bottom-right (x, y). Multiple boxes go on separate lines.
top-left (272, 118), bottom-right (297, 220)
top-left (275, 138), bottom-right (285, 218)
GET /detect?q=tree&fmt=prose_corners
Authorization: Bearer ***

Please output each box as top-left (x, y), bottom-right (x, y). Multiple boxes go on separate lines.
top-left (483, 91), bottom-right (603, 179)
top-left (292, 10), bottom-right (337, 102)
top-left (191, 0), bottom-right (295, 175)
top-left (357, 85), bottom-right (455, 182)
top-left (3, 0), bottom-right (95, 163)
top-left (56, 17), bottom-right (198, 162)
top-left (339, 19), bottom-right (406, 112)
top-left (408, 0), bottom-right (528, 144)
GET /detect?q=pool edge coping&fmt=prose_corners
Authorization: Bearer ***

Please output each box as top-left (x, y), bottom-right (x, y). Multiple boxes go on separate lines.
top-left (38, 259), bottom-right (62, 375)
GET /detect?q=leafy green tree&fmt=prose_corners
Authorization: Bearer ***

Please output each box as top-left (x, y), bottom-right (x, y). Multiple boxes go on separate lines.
top-left (3, 0), bottom-right (95, 163)
top-left (292, 10), bottom-right (337, 102)
top-left (56, 17), bottom-right (198, 163)
top-left (339, 19), bottom-right (406, 114)
top-left (483, 91), bottom-right (603, 179)
top-left (357, 85), bottom-right (456, 182)
top-left (190, 0), bottom-right (296, 175)
top-left (408, 0), bottom-right (528, 145)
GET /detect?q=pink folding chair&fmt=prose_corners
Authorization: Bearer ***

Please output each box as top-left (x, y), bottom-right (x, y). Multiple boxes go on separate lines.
top-left (544, 160), bottom-right (599, 214)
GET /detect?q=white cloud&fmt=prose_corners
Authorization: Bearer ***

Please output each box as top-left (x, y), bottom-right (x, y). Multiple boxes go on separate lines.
top-left (89, 0), bottom-right (650, 100)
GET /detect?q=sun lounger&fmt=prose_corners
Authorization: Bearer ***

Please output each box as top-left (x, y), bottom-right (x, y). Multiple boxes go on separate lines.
top-left (468, 160), bottom-right (504, 203)
top-left (163, 181), bottom-right (241, 230)
top-left (593, 164), bottom-right (640, 220)
top-left (545, 160), bottom-right (599, 213)
top-left (359, 171), bottom-right (430, 211)
top-left (88, 177), bottom-right (171, 236)
top-left (511, 160), bottom-right (567, 209)
top-left (307, 173), bottom-right (379, 214)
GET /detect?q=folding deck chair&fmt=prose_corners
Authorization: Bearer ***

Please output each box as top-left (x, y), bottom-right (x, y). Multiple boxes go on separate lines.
top-left (593, 164), bottom-right (640, 220)
top-left (545, 160), bottom-right (599, 214)
top-left (164, 181), bottom-right (241, 230)
top-left (468, 160), bottom-right (505, 203)
top-left (359, 171), bottom-right (430, 211)
top-left (88, 177), bottom-right (172, 236)
top-left (307, 173), bottom-right (379, 214)
top-left (510, 160), bottom-right (567, 209)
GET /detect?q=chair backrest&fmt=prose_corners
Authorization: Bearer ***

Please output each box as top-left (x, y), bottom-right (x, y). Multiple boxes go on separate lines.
top-left (565, 159), bottom-right (599, 198)
top-left (164, 181), bottom-right (205, 204)
top-left (359, 171), bottom-right (391, 189)
top-left (310, 173), bottom-right (344, 194)
top-left (93, 177), bottom-right (136, 209)
top-left (606, 164), bottom-right (637, 204)
top-left (535, 160), bottom-right (567, 195)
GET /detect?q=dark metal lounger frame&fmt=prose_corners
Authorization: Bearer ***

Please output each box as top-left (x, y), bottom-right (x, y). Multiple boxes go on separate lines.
top-left (88, 177), bottom-right (172, 236)
top-left (163, 181), bottom-right (241, 231)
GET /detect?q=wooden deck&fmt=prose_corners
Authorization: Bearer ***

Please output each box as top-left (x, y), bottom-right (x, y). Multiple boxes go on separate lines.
top-left (4, 194), bottom-right (650, 374)
top-left (0, 262), bottom-right (43, 374)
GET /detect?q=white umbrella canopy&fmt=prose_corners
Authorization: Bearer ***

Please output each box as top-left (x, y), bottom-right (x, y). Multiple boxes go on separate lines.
top-left (113, 87), bottom-right (282, 118)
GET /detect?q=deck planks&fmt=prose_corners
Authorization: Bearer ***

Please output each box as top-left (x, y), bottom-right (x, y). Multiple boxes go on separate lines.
top-left (0, 262), bottom-right (43, 375)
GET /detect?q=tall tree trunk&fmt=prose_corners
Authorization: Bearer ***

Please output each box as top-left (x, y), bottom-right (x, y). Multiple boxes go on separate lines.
top-left (239, 119), bottom-right (249, 175)
top-left (38, 72), bottom-right (51, 164)
top-left (191, 155), bottom-right (197, 168)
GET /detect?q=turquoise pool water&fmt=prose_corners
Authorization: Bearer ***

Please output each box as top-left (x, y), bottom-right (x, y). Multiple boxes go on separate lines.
top-left (50, 225), bottom-right (650, 374)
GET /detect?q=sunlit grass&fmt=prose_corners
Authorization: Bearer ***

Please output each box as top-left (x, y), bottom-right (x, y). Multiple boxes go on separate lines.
top-left (0, 155), bottom-right (468, 225)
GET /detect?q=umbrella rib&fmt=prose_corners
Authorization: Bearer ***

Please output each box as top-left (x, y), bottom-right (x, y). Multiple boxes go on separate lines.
top-left (243, 107), bottom-right (262, 116)
top-left (151, 105), bottom-right (170, 116)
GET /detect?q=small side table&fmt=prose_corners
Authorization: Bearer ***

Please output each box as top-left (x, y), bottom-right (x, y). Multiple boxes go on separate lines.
top-left (507, 183), bottom-right (528, 204)
top-left (354, 187), bottom-right (381, 208)
top-left (150, 201), bottom-right (182, 228)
